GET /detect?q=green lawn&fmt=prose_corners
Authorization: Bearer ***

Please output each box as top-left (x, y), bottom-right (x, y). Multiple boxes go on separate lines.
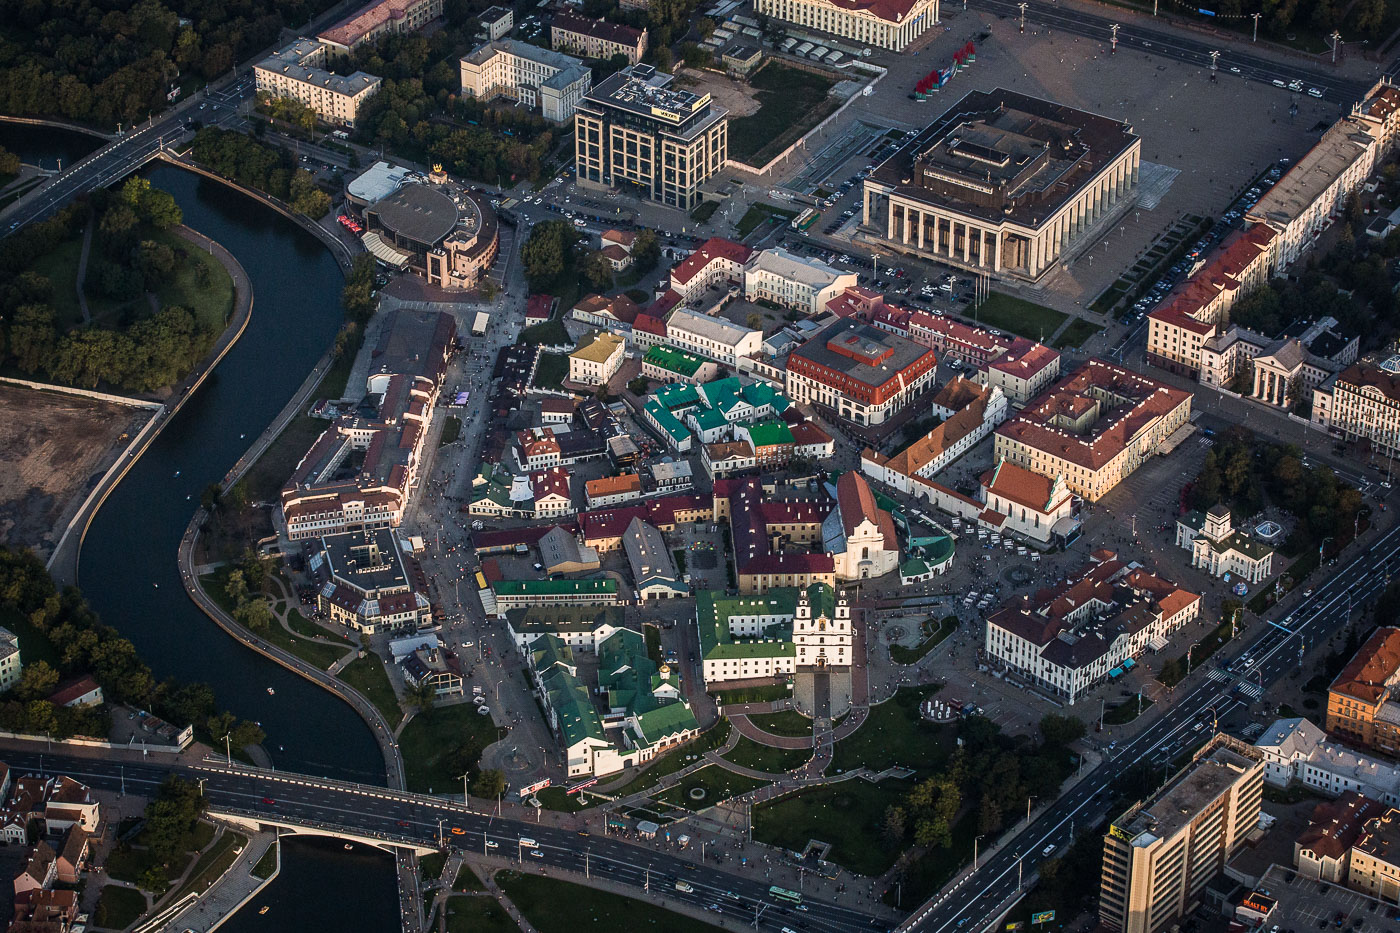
top-left (1052, 318), bottom-right (1103, 350)
top-left (200, 569), bottom-right (348, 671)
top-left (828, 686), bottom-right (951, 777)
top-left (144, 227), bottom-right (236, 332)
top-left (440, 415), bottom-right (463, 446)
top-left (652, 765), bottom-right (769, 810)
top-left (419, 851), bottom-right (448, 880)
top-left (446, 894), bottom-right (519, 933)
top-left (728, 62), bottom-right (839, 166)
top-left (29, 236), bottom-right (85, 328)
top-left (745, 710), bottom-right (813, 738)
top-left (971, 293), bottom-right (1068, 341)
top-left (753, 780), bottom-right (909, 876)
top-left (722, 736), bottom-right (812, 774)
top-left (690, 200), bottom-right (720, 223)
top-left (94, 885), bottom-right (147, 930)
top-left (1103, 695), bottom-right (1153, 725)
top-left (400, 702), bottom-right (507, 794)
top-left (496, 871), bottom-right (722, 933)
top-left (171, 830), bottom-right (246, 901)
top-left (537, 786), bottom-right (596, 812)
top-left (338, 653), bottom-right (402, 725)
top-left (251, 841), bottom-right (279, 879)
top-left (534, 352), bottom-right (568, 390)
top-left (735, 203), bottom-right (798, 238)
top-left (285, 608), bottom-right (353, 645)
top-left (454, 864), bottom-right (485, 892)
top-left (889, 616), bottom-right (958, 665)
top-left (607, 719), bottom-right (730, 796)
top-left (520, 318), bottom-right (569, 346)
top-left (709, 683), bottom-right (791, 704)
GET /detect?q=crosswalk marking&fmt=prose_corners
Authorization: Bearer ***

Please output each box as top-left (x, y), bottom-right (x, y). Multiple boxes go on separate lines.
top-left (1206, 668), bottom-right (1228, 682)
top-left (1236, 681), bottom-right (1263, 699)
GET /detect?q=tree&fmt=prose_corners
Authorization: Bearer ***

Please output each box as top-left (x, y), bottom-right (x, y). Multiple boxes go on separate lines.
top-left (411, 681), bottom-right (436, 711)
top-left (0, 146), bottom-right (20, 177)
top-left (472, 768), bottom-right (507, 799)
top-left (236, 599), bottom-right (273, 632)
top-left (16, 662), bottom-right (59, 701)
top-left (976, 792), bottom-right (1002, 835)
top-left (697, 17), bottom-right (716, 38)
top-left (652, 46), bottom-right (673, 73)
top-left (1038, 713), bottom-right (1086, 748)
top-left (881, 805), bottom-right (906, 845)
top-left (633, 229), bottom-right (660, 271)
top-left (582, 250), bottom-right (614, 291)
top-left (522, 221), bottom-right (571, 289)
top-left (746, 312), bottom-right (763, 330)
top-left (479, 276), bottom-right (499, 301)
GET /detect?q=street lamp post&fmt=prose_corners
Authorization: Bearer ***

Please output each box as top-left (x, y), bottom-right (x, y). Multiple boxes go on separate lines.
top-left (1027, 796), bottom-right (1037, 824)
top-left (974, 834), bottom-right (986, 870)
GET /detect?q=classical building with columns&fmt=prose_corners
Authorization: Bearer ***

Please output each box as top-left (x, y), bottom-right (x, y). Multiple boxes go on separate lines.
top-left (754, 0), bottom-right (937, 51)
top-left (862, 89), bottom-right (1140, 283)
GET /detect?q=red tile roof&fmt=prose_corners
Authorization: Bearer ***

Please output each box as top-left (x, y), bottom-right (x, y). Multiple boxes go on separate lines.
top-left (836, 472), bottom-right (898, 551)
top-left (670, 238), bottom-right (753, 286)
top-left (633, 313), bottom-right (667, 337)
top-left (526, 294), bottom-right (553, 320)
top-left (988, 338), bottom-right (1060, 378)
top-left (980, 459), bottom-right (1061, 513)
top-left (1331, 627), bottom-right (1400, 705)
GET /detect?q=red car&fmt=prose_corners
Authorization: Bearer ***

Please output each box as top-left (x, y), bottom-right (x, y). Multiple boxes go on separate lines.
top-left (262, 797), bottom-right (275, 805)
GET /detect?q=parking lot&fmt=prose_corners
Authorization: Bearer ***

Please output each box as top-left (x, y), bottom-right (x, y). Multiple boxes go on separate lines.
top-left (1251, 864), bottom-right (1400, 933)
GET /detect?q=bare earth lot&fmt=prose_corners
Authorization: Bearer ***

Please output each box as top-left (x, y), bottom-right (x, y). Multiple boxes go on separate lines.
top-left (0, 385), bottom-right (150, 558)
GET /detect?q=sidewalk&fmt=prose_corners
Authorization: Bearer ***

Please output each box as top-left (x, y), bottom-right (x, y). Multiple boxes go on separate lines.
top-left (152, 830), bottom-right (277, 933)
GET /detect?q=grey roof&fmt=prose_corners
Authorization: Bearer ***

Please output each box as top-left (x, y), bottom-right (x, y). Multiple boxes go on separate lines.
top-left (790, 319), bottom-right (936, 391)
top-left (622, 517), bottom-right (679, 586)
top-left (462, 39), bottom-right (590, 92)
top-left (322, 528), bottom-right (410, 594)
top-left (257, 39), bottom-right (380, 97)
top-left (371, 184), bottom-right (459, 247)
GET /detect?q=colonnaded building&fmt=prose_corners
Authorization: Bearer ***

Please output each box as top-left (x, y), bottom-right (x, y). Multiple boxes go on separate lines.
top-left (754, 0), bottom-right (937, 51)
top-left (862, 89), bottom-right (1141, 283)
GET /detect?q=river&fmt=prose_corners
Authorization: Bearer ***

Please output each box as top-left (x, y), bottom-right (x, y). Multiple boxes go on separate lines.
top-left (0, 121), bottom-right (103, 172)
top-left (14, 125), bottom-right (399, 930)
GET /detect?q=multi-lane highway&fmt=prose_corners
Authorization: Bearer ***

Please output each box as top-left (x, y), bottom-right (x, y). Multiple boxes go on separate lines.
top-left (900, 521), bottom-right (1400, 933)
top-left (970, 0), bottom-right (1373, 105)
top-left (0, 748), bottom-right (885, 933)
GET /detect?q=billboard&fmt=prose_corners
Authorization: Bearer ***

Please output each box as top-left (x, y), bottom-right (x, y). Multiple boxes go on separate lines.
top-left (1031, 912), bottom-right (1055, 925)
top-left (517, 778), bottom-right (551, 799)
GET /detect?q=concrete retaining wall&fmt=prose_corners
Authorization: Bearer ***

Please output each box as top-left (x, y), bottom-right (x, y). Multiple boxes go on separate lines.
top-left (0, 376), bottom-right (163, 409)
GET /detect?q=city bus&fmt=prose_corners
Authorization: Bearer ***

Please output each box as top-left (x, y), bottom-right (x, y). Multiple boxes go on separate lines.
top-left (790, 208), bottom-right (819, 231)
top-left (768, 887), bottom-right (802, 905)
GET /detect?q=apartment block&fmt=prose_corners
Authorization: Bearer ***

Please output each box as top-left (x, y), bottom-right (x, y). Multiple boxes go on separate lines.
top-left (254, 39), bottom-right (381, 126)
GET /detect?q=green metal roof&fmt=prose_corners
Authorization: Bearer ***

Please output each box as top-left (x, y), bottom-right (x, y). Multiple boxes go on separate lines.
top-left (644, 399), bottom-right (691, 444)
top-left (541, 664), bottom-right (607, 747)
top-left (644, 345), bottom-right (709, 377)
top-left (496, 578), bottom-right (618, 596)
top-left (635, 702), bottom-right (700, 745)
top-left (652, 382), bottom-right (701, 412)
top-left (695, 589), bottom-right (798, 660)
top-left (507, 606), bottom-right (626, 632)
top-left (690, 406), bottom-right (729, 431)
top-left (804, 582), bottom-right (835, 621)
top-left (742, 419), bottom-right (794, 449)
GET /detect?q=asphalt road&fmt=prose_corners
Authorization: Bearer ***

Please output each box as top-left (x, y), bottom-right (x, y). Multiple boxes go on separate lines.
top-left (0, 747), bottom-right (885, 933)
top-left (969, 0), bottom-right (1373, 105)
top-left (898, 520), bottom-right (1400, 933)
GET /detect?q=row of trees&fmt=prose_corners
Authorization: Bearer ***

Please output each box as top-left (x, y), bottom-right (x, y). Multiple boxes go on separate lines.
top-left (522, 220), bottom-right (583, 293)
top-left (189, 128), bottom-right (331, 218)
top-left (0, 0), bottom-right (341, 126)
top-left (0, 546), bottom-right (263, 748)
top-left (1190, 427), bottom-right (1364, 550)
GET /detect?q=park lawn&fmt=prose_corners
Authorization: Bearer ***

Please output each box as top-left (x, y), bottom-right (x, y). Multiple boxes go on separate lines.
top-left (753, 780), bottom-right (910, 876)
top-left (29, 236), bottom-right (85, 328)
top-left (690, 200), bottom-right (720, 223)
top-left (338, 653), bottom-right (402, 725)
top-left (972, 293), bottom-right (1068, 341)
top-left (709, 683), bottom-right (790, 704)
top-left (286, 608), bottom-right (353, 645)
top-left (171, 830), bottom-right (246, 901)
top-left (652, 766), bottom-right (769, 810)
top-left (200, 568), bottom-right (346, 670)
top-left (828, 685), bottom-right (951, 777)
top-left (885, 809), bottom-right (980, 908)
top-left (537, 786), bottom-right (596, 812)
top-left (145, 227), bottom-right (236, 332)
top-left (520, 318), bottom-right (568, 346)
top-left (608, 719), bottom-right (731, 796)
top-left (454, 864), bottom-right (485, 891)
top-left (251, 841), bottom-right (279, 879)
top-left (94, 885), bottom-right (147, 929)
top-left (440, 415), bottom-right (463, 446)
top-left (419, 851), bottom-right (448, 880)
top-left (728, 63), bottom-right (839, 166)
top-left (497, 871), bottom-right (722, 933)
top-left (745, 710), bottom-right (812, 738)
top-left (1052, 318), bottom-right (1103, 350)
top-left (888, 616), bottom-right (958, 665)
top-left (735, 203), bottom-right (798, 238)
top-left (400, 703), bottom-right (506, 794)
top-left (722, 736), bottom-right (812, 774)
top-left (534, 352), bottom-right (568, 390)
top-left (1104, 695), bottom-right (1153, 725)
top-left (446, 894), bottom-right (519, 933)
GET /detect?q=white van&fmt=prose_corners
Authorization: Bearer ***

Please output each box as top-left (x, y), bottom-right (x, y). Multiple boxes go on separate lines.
top-left (519, 837), bottom-right (539, 848)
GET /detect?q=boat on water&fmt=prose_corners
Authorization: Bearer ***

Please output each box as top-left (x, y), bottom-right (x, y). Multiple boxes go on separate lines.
top-left (266, 687), bottom-right (275, 695)
top-left (258, 907), bottom-right (269, 915)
